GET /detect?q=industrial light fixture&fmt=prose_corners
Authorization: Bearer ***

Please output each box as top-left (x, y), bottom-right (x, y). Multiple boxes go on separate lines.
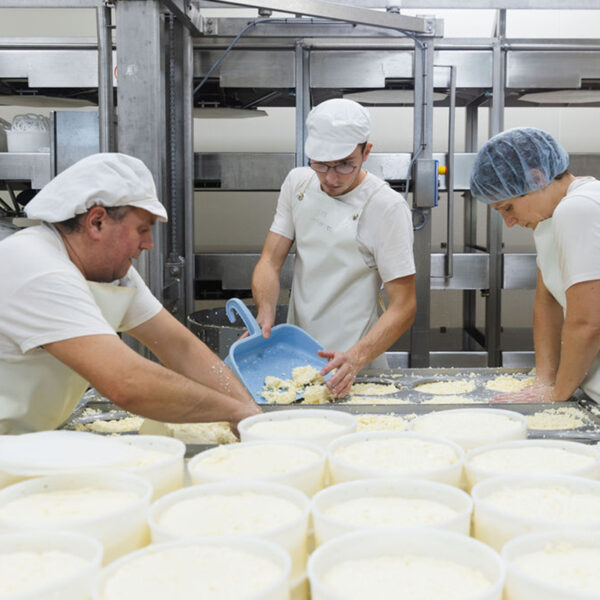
top-left (193, 107), bottom-right (267, 118)
top-left (519, 90), bottom-right (600, 104)
top-left (343, 89), bottom-right (448, 104)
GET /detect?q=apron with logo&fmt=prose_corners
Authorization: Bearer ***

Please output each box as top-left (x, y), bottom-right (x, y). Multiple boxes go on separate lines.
top-left (0, 282), bottom-right (135, 433)
top-left (287, 173), bottom-right (389, 371)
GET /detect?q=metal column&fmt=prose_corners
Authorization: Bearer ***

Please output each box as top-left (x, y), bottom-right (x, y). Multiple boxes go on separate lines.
top-left (485, 10), bottom-right (506, 366)
top-left (409, 38), bottom-right (435, 367)
top-left (115, 0), bottom-right (166, 302)
top-left (295, 42), bottom-right (310, 167)
top-left (96, 2), bottom-right (115, 152)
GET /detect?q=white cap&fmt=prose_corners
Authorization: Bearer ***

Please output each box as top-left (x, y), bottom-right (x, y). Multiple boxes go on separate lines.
top-left (304, 98), bottom-right (371, 162)
top-left (25, 153), bottom-right (168, 223)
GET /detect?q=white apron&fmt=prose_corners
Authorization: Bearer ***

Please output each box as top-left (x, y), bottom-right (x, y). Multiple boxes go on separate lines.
top-left (0, 282), bottom-right (135, 434)
top-left (534, 218), bottom-right (600, 402)
top-left (287, 173), bottom-right (389, 370)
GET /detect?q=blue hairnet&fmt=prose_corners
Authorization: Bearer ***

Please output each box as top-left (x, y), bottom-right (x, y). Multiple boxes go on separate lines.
top-left (469, 127), bottom-right (569, 204)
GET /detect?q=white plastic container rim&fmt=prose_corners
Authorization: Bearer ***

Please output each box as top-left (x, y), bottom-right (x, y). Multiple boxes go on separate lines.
top-left (115, 435), bottom-right (185, 472)
top-left (307, 526), bottom-right (505, 600)
top-left (91, 536), bottom-right (292, 600)
top-left (0, 470), bottom-right (153, 530)
top-left (238, 408), bottom-right (357, 445)
top-left (326, 430), bottom-right (465, 479)
top-left (187, 438), bottom-right (326, 483)
top-left (311, 478), bottom-right (473, 541)
top-left (471, 473), bottom-right (600, 529)
top-left (148, 479), bottom-right (311, 542)
top-left (0, 431), bottom-right (155, 477)
top-left (465, 438), bottom-right (600, 482)
top-left (0, 531), bottom-right (103, 598)
top-left (410, 408), bottom-right (528, 448)
top-left (501, 529), bottom-right (600, 600)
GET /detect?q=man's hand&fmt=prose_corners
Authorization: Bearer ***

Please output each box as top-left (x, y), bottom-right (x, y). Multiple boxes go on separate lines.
top-left (255, 308), bottom-right (275, 339)
top-left (491, 380), bottom-right (558, 404)
top-left (318, 349), bottom-right (361, 398)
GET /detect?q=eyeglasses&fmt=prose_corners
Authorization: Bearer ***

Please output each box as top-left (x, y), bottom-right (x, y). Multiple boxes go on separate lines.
top-left (310, 161), bottom-right (358, 175)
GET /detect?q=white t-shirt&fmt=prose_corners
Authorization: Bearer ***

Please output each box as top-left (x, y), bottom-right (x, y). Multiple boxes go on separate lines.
top-left (0, 223), bottom-right (162, 433)
top-left (534, 177), bottom-right (600, 402)
top-left (270, 167), bottom-right (415, 283)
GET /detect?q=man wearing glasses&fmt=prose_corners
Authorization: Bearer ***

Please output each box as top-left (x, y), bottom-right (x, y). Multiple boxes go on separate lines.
top-left (252, 99), bottom-right (416, 398)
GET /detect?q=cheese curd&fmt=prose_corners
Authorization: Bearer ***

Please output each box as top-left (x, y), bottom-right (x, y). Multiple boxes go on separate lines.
top-left (292, 365), bottom-right (324, 386)
top-left (156, 492), bottom-right (302, 536)
top-left (485, 375), bottom-right (535, 393)
top-left (415, 380), bottom-right (476, 395)
top-left (350, 383), bottom-right (398, 396)
top-left (0, 488), bottom-right (140, 524)
top-left (356, 414), bottom-right (410, 431)
top-left (344, 395), bottom-right (412, 405)
top-left (190, 443), bottom-right (320, 478)
top-left (166, 422), bottom-right (237, 444)
top-left (324, 496), bottom-right (457, 527)
top-left (333, 438), bottom-right (458, 474)
top-left (413, 411), bottom-right (523, 439)
top-left (0, 550), bottom-right (88, 596)
top-left (527, 407), bottom-right (587, 430)
top-left (421, 395), bottom-right (478, 404)
top-left (468, 446), bottom-right (596, 476)
top-left (246, 417), bottom-right (345, 437)
top-left (512, 543), bottom-right (600, 594)
top-left (483, 486), bottom-right (600, 522)
top-left (322, 554), bottom-right (491, 600)
top-left (301, 384), bottom-right (335, 404)
top-left (102, 546), bottom-right (283, 600)
top-left (261, 377), bottom-right (298, 404)
top-left (74, 416), bottom-right (144, 433)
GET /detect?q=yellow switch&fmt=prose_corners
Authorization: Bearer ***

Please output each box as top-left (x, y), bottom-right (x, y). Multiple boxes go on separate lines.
top-left (438, 165), bottom-right (447, 175)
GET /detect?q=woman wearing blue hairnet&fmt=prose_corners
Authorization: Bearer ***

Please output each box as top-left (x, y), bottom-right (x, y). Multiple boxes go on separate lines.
top-left (470, 127), bottom-right (600, 404)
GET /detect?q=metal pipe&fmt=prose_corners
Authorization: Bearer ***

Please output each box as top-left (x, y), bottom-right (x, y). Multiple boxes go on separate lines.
top-left (294, 42), bottom-right (310, 167)
top-left (445, 65), bottom-right (456, 279)
top-left (96, 2), bottom-right (114, 152)
top-left (183, 28), bottom-right (195, 318)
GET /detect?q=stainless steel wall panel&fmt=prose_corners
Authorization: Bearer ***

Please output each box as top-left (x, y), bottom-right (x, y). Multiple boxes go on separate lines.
top-left (193, 152), bottom-right (477, 190)
top-left (0, 153), bottom-right (51, 188)
top-left (194, 50), bottom-right (294, 87)
top-left (507, 51), bottom-right (600, 88)
top-left (503, 253), bottom-right (537, 290)
top-left (195, 152), bottom-right (295, 189)
top-left (431, 253), bottom-right (488, 289)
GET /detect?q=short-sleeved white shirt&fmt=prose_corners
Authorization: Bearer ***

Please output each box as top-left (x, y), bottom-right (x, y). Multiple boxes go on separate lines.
top-left (270, 167), bottom-right (415, 283)
top-left (0, 223), bottom-right (162, 432)
top-left (534, 177), bottom-right (600, 402)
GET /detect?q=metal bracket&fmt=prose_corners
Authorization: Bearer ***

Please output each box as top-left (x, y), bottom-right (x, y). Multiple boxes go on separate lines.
top-left (164, 255), bottom-right (186, 318)
top-left (412, 158), bottom-right (438, 208)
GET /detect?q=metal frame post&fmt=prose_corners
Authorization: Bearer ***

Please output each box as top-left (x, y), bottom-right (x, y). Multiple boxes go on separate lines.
top-left (409, 37), bottom-right (435, 367)
top-left (295, 42), bottom-right (310, 167)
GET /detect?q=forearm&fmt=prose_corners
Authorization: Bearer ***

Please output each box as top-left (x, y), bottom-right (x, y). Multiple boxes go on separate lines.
top-left (150, 329), bottom-right (253, 405)
top-left (533, 285), bottom-right (563, 384)
top-left (102, 357), bottom-right (256, 423)
top-left (251, 257), bottom-right (281, 318)
top-left (553, 319), bottom-right (600, 401)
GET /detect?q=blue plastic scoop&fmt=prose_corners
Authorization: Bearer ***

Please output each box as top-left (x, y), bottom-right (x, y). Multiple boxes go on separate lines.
top-left (224, 298), bottom-right (328, 404)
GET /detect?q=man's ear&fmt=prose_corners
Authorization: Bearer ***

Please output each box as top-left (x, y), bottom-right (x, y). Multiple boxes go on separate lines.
top-left (85, 206), bottom-right (107, 240)
top-left (362, 142), bottom-right (373, 163)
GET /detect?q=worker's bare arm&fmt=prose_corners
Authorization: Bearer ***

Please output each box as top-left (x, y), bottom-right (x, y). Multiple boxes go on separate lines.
top-left (533, 269), bottom-right (563, 385)
top-left (128, 308), bottom-right (254, 406)
top-left (43, 334), bottom-right (259, 424)
top-left (252, 231), bottom-right (293, 338)
top-left (554, 279), bottom-right (600, 401)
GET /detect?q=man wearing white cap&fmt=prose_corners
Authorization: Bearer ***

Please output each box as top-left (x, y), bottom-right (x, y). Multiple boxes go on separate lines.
top-left (0, 153), bottom-right (260, 434)
top-left (252, 99), bottom-right (416, 397)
